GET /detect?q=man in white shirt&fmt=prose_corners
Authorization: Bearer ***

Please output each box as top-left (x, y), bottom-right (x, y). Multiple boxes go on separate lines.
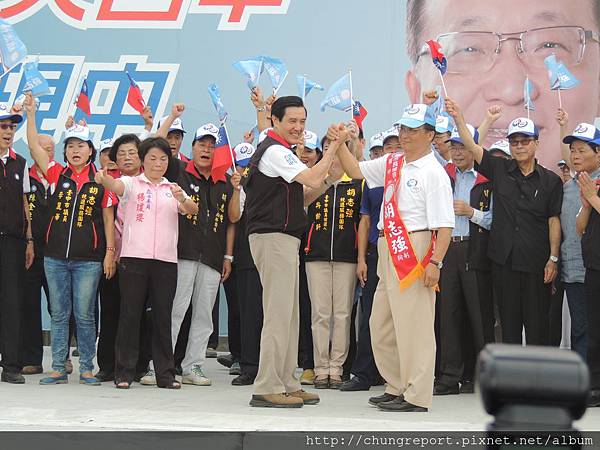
top-left (243, 96), bottom-right (341, 408)
top-left (335, 104), bottom-right (454, 412)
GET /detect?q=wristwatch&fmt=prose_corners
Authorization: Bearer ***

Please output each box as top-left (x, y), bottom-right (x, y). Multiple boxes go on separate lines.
top-left (256, 106), bottom-right (266, 112)
top-left (549, 255), bottom-right (559, 263)
top-left (429, 259), bottom-right (443, 269)
top-left (224, 255), bottom-right (234, 262)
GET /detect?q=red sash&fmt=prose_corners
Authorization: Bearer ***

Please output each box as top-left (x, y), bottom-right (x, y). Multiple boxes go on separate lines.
top-left (383, 153), bottom-right (435, 289)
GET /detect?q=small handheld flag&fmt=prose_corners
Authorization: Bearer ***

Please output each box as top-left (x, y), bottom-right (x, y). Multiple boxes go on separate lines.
top-left (208, 83), bottom-right (228, 125)
top-left (524, 77), bottom-right (535, 118)
top-left (233, 58), bottom-right (263, 90)
top-left (0, 19), bottom-right (27, 78)
top-left (126, 72), bottom-right (145, 115)
top-left (353, 101), bottom-right (368, 130)
top-left (259, 56), bottom-right (288, 94)
top-left (211, 126), bottom-right (234, 183)
top-left (297, 75), bottom-right (324, 101)
top-left (425, 39), bottom-right (448, 96)
top-left (320, 72), bottom-right (352, 113)
top-left (23, 61), bottom-right (50, 97)
top-left (544, 54), bottom-right (580, 108)
top-left (76, 78), bottom-right (91, 117)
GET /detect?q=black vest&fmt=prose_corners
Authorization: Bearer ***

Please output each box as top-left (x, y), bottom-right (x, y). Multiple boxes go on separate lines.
top-left (582, 189), bottom-right (600, 271)
top-left (176, 160), bottom-right (232, 272)
top-left (28, 169), bottom-right (50, 255)
top-left (242, 134), bottom-right (307, 239)
top-left (445, 164), bottom-right (492, 271)
top-left (304, 179), bottom-right (363, 263)
top-left (0, 150), bottom-right (27, 238)
top-left (44, 165), bottom-right (108, 262)
top-left (234, 210), bottom-right (256, 271)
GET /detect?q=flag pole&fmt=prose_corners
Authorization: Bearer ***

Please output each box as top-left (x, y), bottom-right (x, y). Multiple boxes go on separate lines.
top-left (438, 70), bottom-right (448, 97)
top-left (558, 88), bottom-right (563, 109)
top-left (222, 125), bottom-right (237, 173)
top-left (349, 69), bottom-right (354, 121)
top-left (526, 75), bottom-right (530, 120)
top-left (0, 61), bottom-right (23, 82)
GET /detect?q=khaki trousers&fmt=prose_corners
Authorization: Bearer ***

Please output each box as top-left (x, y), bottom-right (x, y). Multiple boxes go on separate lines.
top-left (249, 232), bottom-right (302, 395)
top-left (370, 232), bottom-right (436, 408)
top-left (305, 261), bottom-right (357, 377)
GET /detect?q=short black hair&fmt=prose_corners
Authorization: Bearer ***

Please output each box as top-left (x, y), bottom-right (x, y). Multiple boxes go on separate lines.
top-left (139, 137), bottom-right (172, 163)
top-left (63, 138), bottom-right (96, 164)
top-left (271, 96), bottom-right (307, 122)
top-left (569, 140), bottom-right (599, 153)
top-left (109, 133), bottom-right (141, 162)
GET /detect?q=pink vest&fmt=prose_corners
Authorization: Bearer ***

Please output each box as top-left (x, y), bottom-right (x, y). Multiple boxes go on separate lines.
top-left (119, 175), bottom-right (179, 263)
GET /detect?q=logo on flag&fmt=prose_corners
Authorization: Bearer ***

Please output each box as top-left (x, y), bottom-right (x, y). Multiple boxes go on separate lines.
top-left (126, 71), bottom-right (146, 115)
top-left (320, 72), bottom-right (352, 112)
top-left (353, 100), bottom-right (368, 130)
top-left (425, 39), bottom-right (447, 75)
top-left (211, 125), bottom-right (233, 183)
top-left (544, 54), bottom-right (580, 90)
top-left (23, 61), bottom-right (51, 98)
top-left (76, 78), bottom-right (91, 116)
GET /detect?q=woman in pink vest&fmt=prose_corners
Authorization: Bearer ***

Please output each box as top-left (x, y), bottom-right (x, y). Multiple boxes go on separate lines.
top-left (95, 137), bottom-right (198, 389)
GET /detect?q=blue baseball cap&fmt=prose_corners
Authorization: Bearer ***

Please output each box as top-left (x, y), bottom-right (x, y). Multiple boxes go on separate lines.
top-left (393, 104), bottom-right (437, 129)
top-left (507, 118), bottom-right (539, 138)
top-left (0, 103), bottom-right (23, 124)
top-left (447, 124), bottom-right (479, 145)
top-left (562, 123), bottom-right (600, 145)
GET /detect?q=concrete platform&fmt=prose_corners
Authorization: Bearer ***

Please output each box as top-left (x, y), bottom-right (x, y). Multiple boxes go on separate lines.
top-left (1, 349), bottom-right (600, 431)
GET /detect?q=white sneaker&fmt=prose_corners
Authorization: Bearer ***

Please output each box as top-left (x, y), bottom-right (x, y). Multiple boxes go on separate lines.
top-left (182, 365), bottom-right (211, 386)
top-left (140, 369), bottom-right (156, 386)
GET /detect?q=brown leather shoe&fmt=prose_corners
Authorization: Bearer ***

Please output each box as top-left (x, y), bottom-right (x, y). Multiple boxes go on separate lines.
top-left (288, 389), bottom-right (320, 405)
top-left (21, 365), bottom-right (43, 375)
top-left (250, 393), bottom-right (303, 408)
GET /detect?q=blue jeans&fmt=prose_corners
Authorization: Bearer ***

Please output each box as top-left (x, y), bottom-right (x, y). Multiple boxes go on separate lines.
top-left (44, 257), bottom-right (102, 374)
top-left (564, 282), bottom-right (587, 360)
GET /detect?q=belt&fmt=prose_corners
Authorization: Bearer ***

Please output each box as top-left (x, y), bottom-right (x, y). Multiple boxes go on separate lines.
top-left (450, 236), bottom-right (470, 243)
top-left (378, 229), bottom-right (429, 238)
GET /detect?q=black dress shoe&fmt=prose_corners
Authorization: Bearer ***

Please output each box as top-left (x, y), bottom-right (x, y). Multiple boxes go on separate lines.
top-left (340, 377), bottom-right (371, 392)
top-left (217, 354), bottom-right (233, 368)
top-left (368, 392), bottom-right (399, 406)
top-left (378, 398), bottom-right (428, 412)
top-left (94, 371), bottom-right (115, 382)
top-left (459, 380), bottom-right (474, 394)
top-left (588, 390), bottom-right (600, 407)
top-left (313, 377), bottom-right (329, 389)
top-left (1, 371), bottom-right (25, 384)
top-left (232, 373), bottom-right (255, 386)
top-left (433, 382), bottom-right (459, 395)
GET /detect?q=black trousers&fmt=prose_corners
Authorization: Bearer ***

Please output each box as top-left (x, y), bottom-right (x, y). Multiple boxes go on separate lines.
top-left (97, 272), bottom-right (151, 375)
top-left (21, 255), bottom-right (48, 366)
top-left (549, 278), bottom-right (565, 347)
top-left (0, 235), bottom-right (25, 373)
top-left (438, 241), bottom-right (491, 386)
top-left (350, 243), bottom-right (382, 385)
top-left (115, 258), bottom-right (177, 386)
top-left (492, 262), bottom-right (551, 346)
top-left (298, 258), bottom-right (314, 369)
top-left (224, 268), bottom-right (241, 362)
top-left (238, 268), bottom-right (263, 378)
top-left (585, 268), bottom-right (600, 390)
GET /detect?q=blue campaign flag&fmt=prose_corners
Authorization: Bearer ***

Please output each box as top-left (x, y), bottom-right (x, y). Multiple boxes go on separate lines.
top-left (524, 77), bottom-right (535, 111)
top-left (23, 61), bottom-right (50, 97)
top-left (0, 19), bottom-right (27, 74)
top-left (296, 74), bottom-right (324, 99)
top-left (320, 72), bottom-right (352, 112)
top-left (259, 56), bottom-right (288, 93)
top-left (232, 58), bottom-right (263, 90)
top-left (544, 54), bottom-right (580, 90)
top-left (208, 83), bottom-right (228, 124)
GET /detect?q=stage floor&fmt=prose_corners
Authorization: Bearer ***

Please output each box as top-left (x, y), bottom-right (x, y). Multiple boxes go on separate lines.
top-left (1, 349), bottom-right (599, 432)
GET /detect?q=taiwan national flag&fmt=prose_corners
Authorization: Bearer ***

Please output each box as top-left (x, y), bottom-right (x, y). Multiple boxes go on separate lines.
top-left (426, 39), bottom-right (447, 75)
top-left (353, 101), bottom-right (368, 129)
top-left (76, 79), bottom-right (91, 116)
top-left (126, 72), bottom-right (145, 115)
top-left (211, 126), bottom-right (233, 183)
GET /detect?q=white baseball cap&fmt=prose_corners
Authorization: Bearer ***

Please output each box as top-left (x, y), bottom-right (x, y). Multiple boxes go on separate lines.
top-left (489, 139), bottom-right (511, 157)
top-left (562, 123), bottom-right (600, 145)
top-left (193, 123), bottom-right (219, 142)
top-left (369, 132), bottom-right (384, 150)
top-left (393, 104), bottom-right (437, 129)
top-left (234, 143), bottom-right (255, 167)
top-left (158, 116), bottom-right (186, 134)
top-left (99, 138), bottom-right (113, 152)
top-left (382, 127), bottom-right (400, 145)
top-left (507, 117), bottom-right (539, 138)
top-left (303, 130), bottom-right (319, 150)
top-left (64, 124), bottom-right (92, 144)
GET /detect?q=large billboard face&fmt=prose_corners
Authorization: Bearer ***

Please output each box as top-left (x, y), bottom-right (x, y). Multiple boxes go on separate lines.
top-left (4, 0), bottom-right (599, 171)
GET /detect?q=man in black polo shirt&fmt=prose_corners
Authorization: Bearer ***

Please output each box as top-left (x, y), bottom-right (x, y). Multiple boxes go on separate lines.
top-left (243, 96), bottom-right (341, 408)
top-left (446, 99), bottom-right (563, 346)
top-left (0, 103), bottom-right (34, 384)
